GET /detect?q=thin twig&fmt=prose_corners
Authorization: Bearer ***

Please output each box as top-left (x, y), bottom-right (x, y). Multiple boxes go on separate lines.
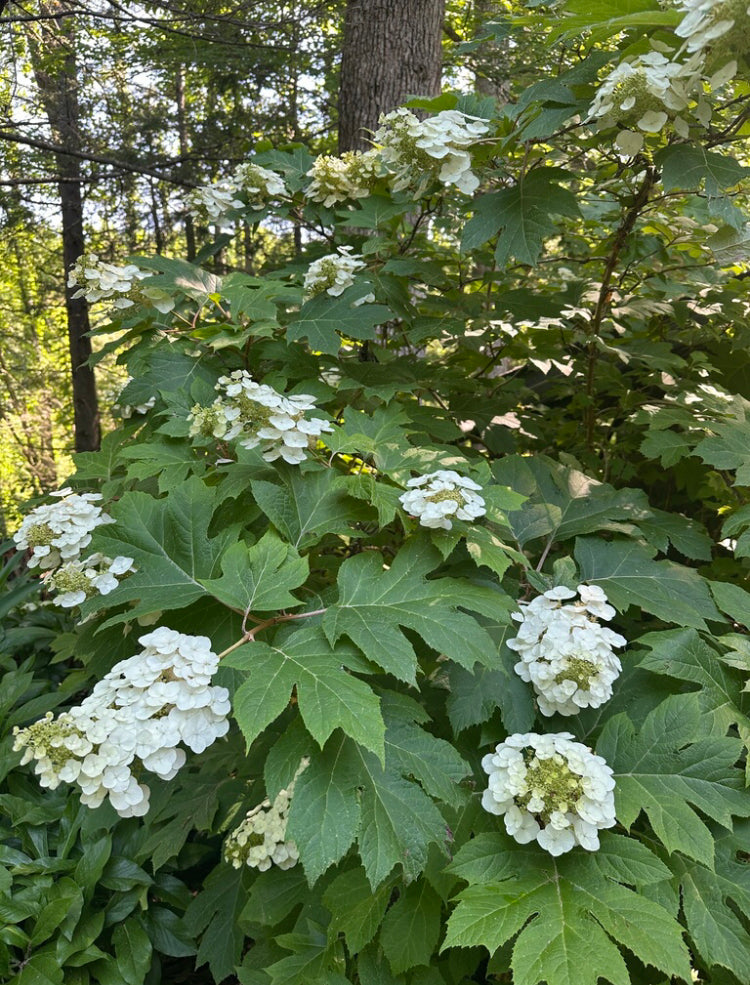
top-left (218, 607), bottom-right (327, 660)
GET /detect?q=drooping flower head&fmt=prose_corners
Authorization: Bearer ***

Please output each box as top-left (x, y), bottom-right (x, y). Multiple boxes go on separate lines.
top-left (303, 245), bottom-right (372, 302)
top-left (306, 149), bottom-right (382, 207)
top-left (68, 254), bottom-right (175, 313)
top-left (481, 732), bottom-right (616, 855)
top-left (374, 108), bottom-right (489, 195)
top-left (188, 369), bottom-right (333, 465)
top-left (187, 163), bottom-right (287, 232)
top-left (588, 50), bottom-right (703, 154)
top-left (13, 628), bottom-right (230, 818)
top-left (45, 554), bottom-right (135, 608)
top-left (113, 377), bottom-right (157, 418)
top-left (224, 758), bottom-right (309, 872)
top-left (675, 0), bottom-right (750, 71)
top-left (399, 469), bottom-right (486, 530)
top-left (507, 584), bottom-right (625, 717)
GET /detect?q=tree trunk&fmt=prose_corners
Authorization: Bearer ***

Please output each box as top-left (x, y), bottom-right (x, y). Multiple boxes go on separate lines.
top-left (337, 0), bottom-right (445, 153)
top-left (28, 1), bottom-right (100, 453)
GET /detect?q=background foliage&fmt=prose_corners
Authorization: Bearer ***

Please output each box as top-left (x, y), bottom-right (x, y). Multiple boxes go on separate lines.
top-left (3, 1), bottom-right (750, 984)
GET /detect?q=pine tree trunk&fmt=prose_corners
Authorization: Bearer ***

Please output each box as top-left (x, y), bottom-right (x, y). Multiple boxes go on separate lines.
top-left (29, 2), bottom-right (100, 453)
top-left (337, 0), bottom-right (445, 152)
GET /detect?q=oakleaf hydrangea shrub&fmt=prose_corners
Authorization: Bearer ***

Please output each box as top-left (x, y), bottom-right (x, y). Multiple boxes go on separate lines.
top-left (9, 4), bottom-right (750, 984)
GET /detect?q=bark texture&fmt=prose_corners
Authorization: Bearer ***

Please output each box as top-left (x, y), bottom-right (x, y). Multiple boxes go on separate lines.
top-left (29, 1), bottom-right (100, 453)
top-left (338, 0), bottom-right (445, 152)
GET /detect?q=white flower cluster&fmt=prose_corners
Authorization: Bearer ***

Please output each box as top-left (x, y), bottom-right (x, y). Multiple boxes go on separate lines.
top-left (187, 163), bottom-right (286, 232)
top-left (188, 369), bottom-right (333, 465)
top-left (224, 758), bottom-right (309, 872)
top-left (68, 254), bottom-right (175, 313)
top-left (588, 50), bottom-right (701, 154)
top-left (13, 488), bottom-right (114, 571)
top-left (587, 0), bottom-right (748, 154)
top-left (45, 554), bottom-right (136, 608)
top-left (399, 470), bottom-right (486, 530)
top-left (675, 0), bottom-right (750, 68)
top-left (374, 108), bottom-right (489, 195)
top-left (303, 246), bottom-right (373, 303)
top-left (12, 628), bottom-right (230, 818)
top-left (507, 585), bottom-right (625, 717)
top-left (481, 732), bottom-right (616, 855)
top-left (306, 149), bottom-right (382, 207)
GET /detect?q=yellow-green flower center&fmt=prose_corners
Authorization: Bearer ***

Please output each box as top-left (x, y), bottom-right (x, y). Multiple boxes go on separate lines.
top-left (237, 395), bottom-right (276, 431)
top-left (554, 656), bottom-right (596, 689)
top-left (522, 754), bottom-right (584, 821)
top-left (53, 567), bottom-right (92, 596)
top-left (26, 522), bottom-right (54, 548)
top-left (427, 489), bottom-right (465, 506)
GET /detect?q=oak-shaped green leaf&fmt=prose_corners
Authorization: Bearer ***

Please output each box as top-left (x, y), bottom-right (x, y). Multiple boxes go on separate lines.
top-left (380, 879), bottom-right (442, 974)
top-left (462, 170), bottom-right (579, 266)
top-left (84, 477), bottom-right (239, 624)
top-left (324, 538), bottom-right (511, 684)
top-left (598, 694), bottom-right (750, 866)
top-left (251, 468), bottom-right (361, 549)
top-left (637, 628), bottom-right (749, 734)
top-left (657, 145), bottom-right (750, 193)
top-left (667, 825), bottom-right (750, 981)
top-left (287, 732), bottom-right (447, 888)
top-left (287, 286), bottom-right (392, 355)
top-left (201, 532), bottom-right (308, 614)
top-left (225, 626), bottom-right (384, 759)
top-left (695, 401), bottom-right (750, 485)
top-left (118, 437), bottom-right (205, 493)
top-left (492, 455), bottom-right (649, 548)
top-left (710, 580), bottom-right (750, 630)
top-left (381, 692), bottom-right (470, 807)
top-left (184, 864), bottom-right (251, 983)
top-left (575, 536), bottom-right (722, 630)
top-left (322, 867), bottom-right (393, 954)
top-left (443, 832), bottom-right (690, 985)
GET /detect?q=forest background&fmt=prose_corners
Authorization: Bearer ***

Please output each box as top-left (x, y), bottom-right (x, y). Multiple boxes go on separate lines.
top-left (0, 0), bottom-right (500, 530)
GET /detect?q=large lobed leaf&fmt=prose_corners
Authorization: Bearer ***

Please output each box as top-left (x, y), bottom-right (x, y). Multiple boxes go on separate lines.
top-left (598, 693), bottom-right (750, 866)
top-left (323, 537), bottom-right (512, 684)
top-left (84, 477), bottom-right (240, 625)
top-left (224, 625), bottom-right (385, 761)
top-left (443, 832), bottom-right (690, 985)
